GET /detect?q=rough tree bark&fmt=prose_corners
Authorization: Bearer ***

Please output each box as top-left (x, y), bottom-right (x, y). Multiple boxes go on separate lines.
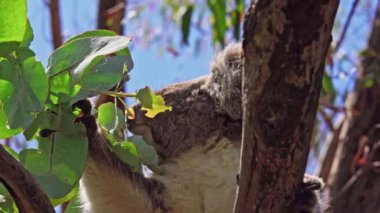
top-left (0, 146), bottom-right (54, 213)
top-left (329, 4), bottom-right (380, 212)
top-left (234, 0), bottom-right (339, 212)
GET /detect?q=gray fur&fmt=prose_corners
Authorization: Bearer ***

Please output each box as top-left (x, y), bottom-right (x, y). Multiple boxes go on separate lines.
top-left (79, 43), bottom-right (328, 212)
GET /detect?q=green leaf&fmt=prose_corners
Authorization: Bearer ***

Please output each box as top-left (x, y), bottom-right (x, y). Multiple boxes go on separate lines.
top-left (65, 196), bottom-right (81, 213)
top-left (128, 135), bottom-right (162, 173)
top-left (49, 71), bottom-right (81, 105)
top-left (47, 36), bottom-right (132, 82)
top-left (65, 30), bottom-right (117, 44)
top-left (181, 4), bottom-right (194, 45)
top-left (136, 87), bottom-right (172, 118)
top-left (0, 106), bottom-right (21, 139)
top-left (70, 55), bottom-right (129, 103)
top-left (0, 0), bottom-right (27, 55)
top-left (98, 102), bottom-right (125, 142)
top-left (20, 19), bottom-right (34, 48)
top-left (207, 0), bottom-right (226, 46)
top-left (2, 146), bottom-right (19, 161)
top-left (0, 79), bottom-right (15, 103)
top-left (0, 54), bottom-right (48, 128)
top-left (231, 0), bottom-right (244, 41)
top-left (0, 183), bottom-right (15, 213)
top-left (20, 110), bottom-right (88, 199)
top-left (321, 73), bottom-right (336, 102)
top-left (111, 142), bottom-right (141, 172)
top-left (50, 184), bottom-right (79, 206)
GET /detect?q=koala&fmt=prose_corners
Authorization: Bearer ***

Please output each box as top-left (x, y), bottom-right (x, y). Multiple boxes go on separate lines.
top-left (77, 43), bottom-right (329, 213)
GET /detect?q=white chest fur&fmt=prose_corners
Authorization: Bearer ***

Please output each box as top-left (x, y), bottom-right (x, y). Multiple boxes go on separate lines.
top-left (153, 137), bottom-right (240, 213)
top-left (80, 137), bottom-right (240, 213)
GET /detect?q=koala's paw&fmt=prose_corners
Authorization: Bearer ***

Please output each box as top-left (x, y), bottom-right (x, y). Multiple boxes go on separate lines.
top-left (293, 175), bottom-right (331, 213)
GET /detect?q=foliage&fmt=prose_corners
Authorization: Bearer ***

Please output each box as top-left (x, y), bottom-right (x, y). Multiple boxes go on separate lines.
top-left (0, 1), bottom-right (171, 211)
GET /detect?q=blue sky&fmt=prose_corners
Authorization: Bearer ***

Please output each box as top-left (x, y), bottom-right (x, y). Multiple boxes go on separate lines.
top-left (26, 0), bottom-right (374, 98)
top-left (27, 0), bottom-right (214, 93)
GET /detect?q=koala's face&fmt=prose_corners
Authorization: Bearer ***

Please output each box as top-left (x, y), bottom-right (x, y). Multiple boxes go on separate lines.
top-left (127, 104), bottom-right (156, 146)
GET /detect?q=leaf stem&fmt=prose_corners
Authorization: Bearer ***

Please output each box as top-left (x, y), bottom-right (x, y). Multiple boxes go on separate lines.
top-left (81, 88), bottom-right (136, 98)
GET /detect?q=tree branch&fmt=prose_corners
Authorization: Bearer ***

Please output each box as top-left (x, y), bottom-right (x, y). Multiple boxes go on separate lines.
top-left (97, 0), bottom-right (126, 34)
top-left (0, 145), bottom-right (54, 213)
top-left (48, 0), bottom-right (62, 48)
top-left (333, 0), bottom-right (361, 53)
top-left (234, 0), bottom-right (339, 212)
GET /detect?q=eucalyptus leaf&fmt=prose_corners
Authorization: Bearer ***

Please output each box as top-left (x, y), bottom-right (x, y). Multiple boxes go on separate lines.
top-left (49, 71), bottom-right (81, 105)
top-left (128, 135), bottom-right (162, 173)
top-left (0, 0), bottom-right (27, 55)
top-left (0, 106), bottom-right (21, 139)
top-left (0, 55), bottom-right (48, 128)
top-left (47, 36), bottom-right (132, 82)
top-left (70, 55), bottom-right (128, 103)
top-left (98, 102), bottom-right (125, 142)
top-left (20, 19), bottom-right (34, 48)
top-left (181, 5), bottom-right (194, 45)
top-left (111, 142), bottom-right (141, 172)
top-left (322, 73), bottom-right (336, 102)
top-left (65, 30), bottom-right (117, 44)
top-left (20, 110), bottom-right (88, 199)
top-left (0, 183), bottom-right (15, 213)
top-left (136, 87), bottom-right (172, 118)
top-left (207, 0), bottom-right (226, 46)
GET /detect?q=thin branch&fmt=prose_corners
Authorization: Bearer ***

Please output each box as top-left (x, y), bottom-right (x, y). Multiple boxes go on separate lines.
top-left (81, 88), bottom-right (136, 98)
top-left (48, 0), bottom-right (63, 48)
top-left (334, 0), bottom-right (361, 53)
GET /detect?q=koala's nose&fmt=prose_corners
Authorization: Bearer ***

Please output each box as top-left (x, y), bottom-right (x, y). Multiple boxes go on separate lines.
top-left (127, 104), bottom-right (146, 131)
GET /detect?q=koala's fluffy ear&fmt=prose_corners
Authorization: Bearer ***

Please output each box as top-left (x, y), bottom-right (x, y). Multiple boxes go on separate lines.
top-left (206, 43), bottom-right (243, 120)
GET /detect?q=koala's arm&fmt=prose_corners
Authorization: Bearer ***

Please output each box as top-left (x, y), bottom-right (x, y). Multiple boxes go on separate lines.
top-left (74, 100), bottom-right (169, 213)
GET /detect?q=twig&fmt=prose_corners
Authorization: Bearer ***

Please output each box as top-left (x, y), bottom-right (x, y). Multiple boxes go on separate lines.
top-left (48, 0), bottom-right (63, 48)
top-left (334, 0), bottom-right (361, 53)
top-left (81, 87), bottom-right (136, 98)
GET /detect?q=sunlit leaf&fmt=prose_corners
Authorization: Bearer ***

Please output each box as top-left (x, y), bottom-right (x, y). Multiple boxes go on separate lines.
top-left (111, 142), bottom-right (141, 172)
top-left (321, 73), bottom-right (336, 102)
top-left (136, 87), bottom-right (172, 118)
top-left (98, 102), bottom-right (125, 142)
top-left (20, 19), bottom-right (34, 48)
top-left (64, 196), bottom-right (81, 213)
top-left (50, 184), bottom-right (79, 207)
top-left (0, 0), bottom-right (27, 55)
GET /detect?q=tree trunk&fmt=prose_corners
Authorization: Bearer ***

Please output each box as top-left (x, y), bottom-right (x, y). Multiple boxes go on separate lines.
top-left (97, 0), bottom-right (126, 34)
top-left (234, 0), bottom-right (339, 212)
top-left (329, 4), bottom-right (380, 212)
